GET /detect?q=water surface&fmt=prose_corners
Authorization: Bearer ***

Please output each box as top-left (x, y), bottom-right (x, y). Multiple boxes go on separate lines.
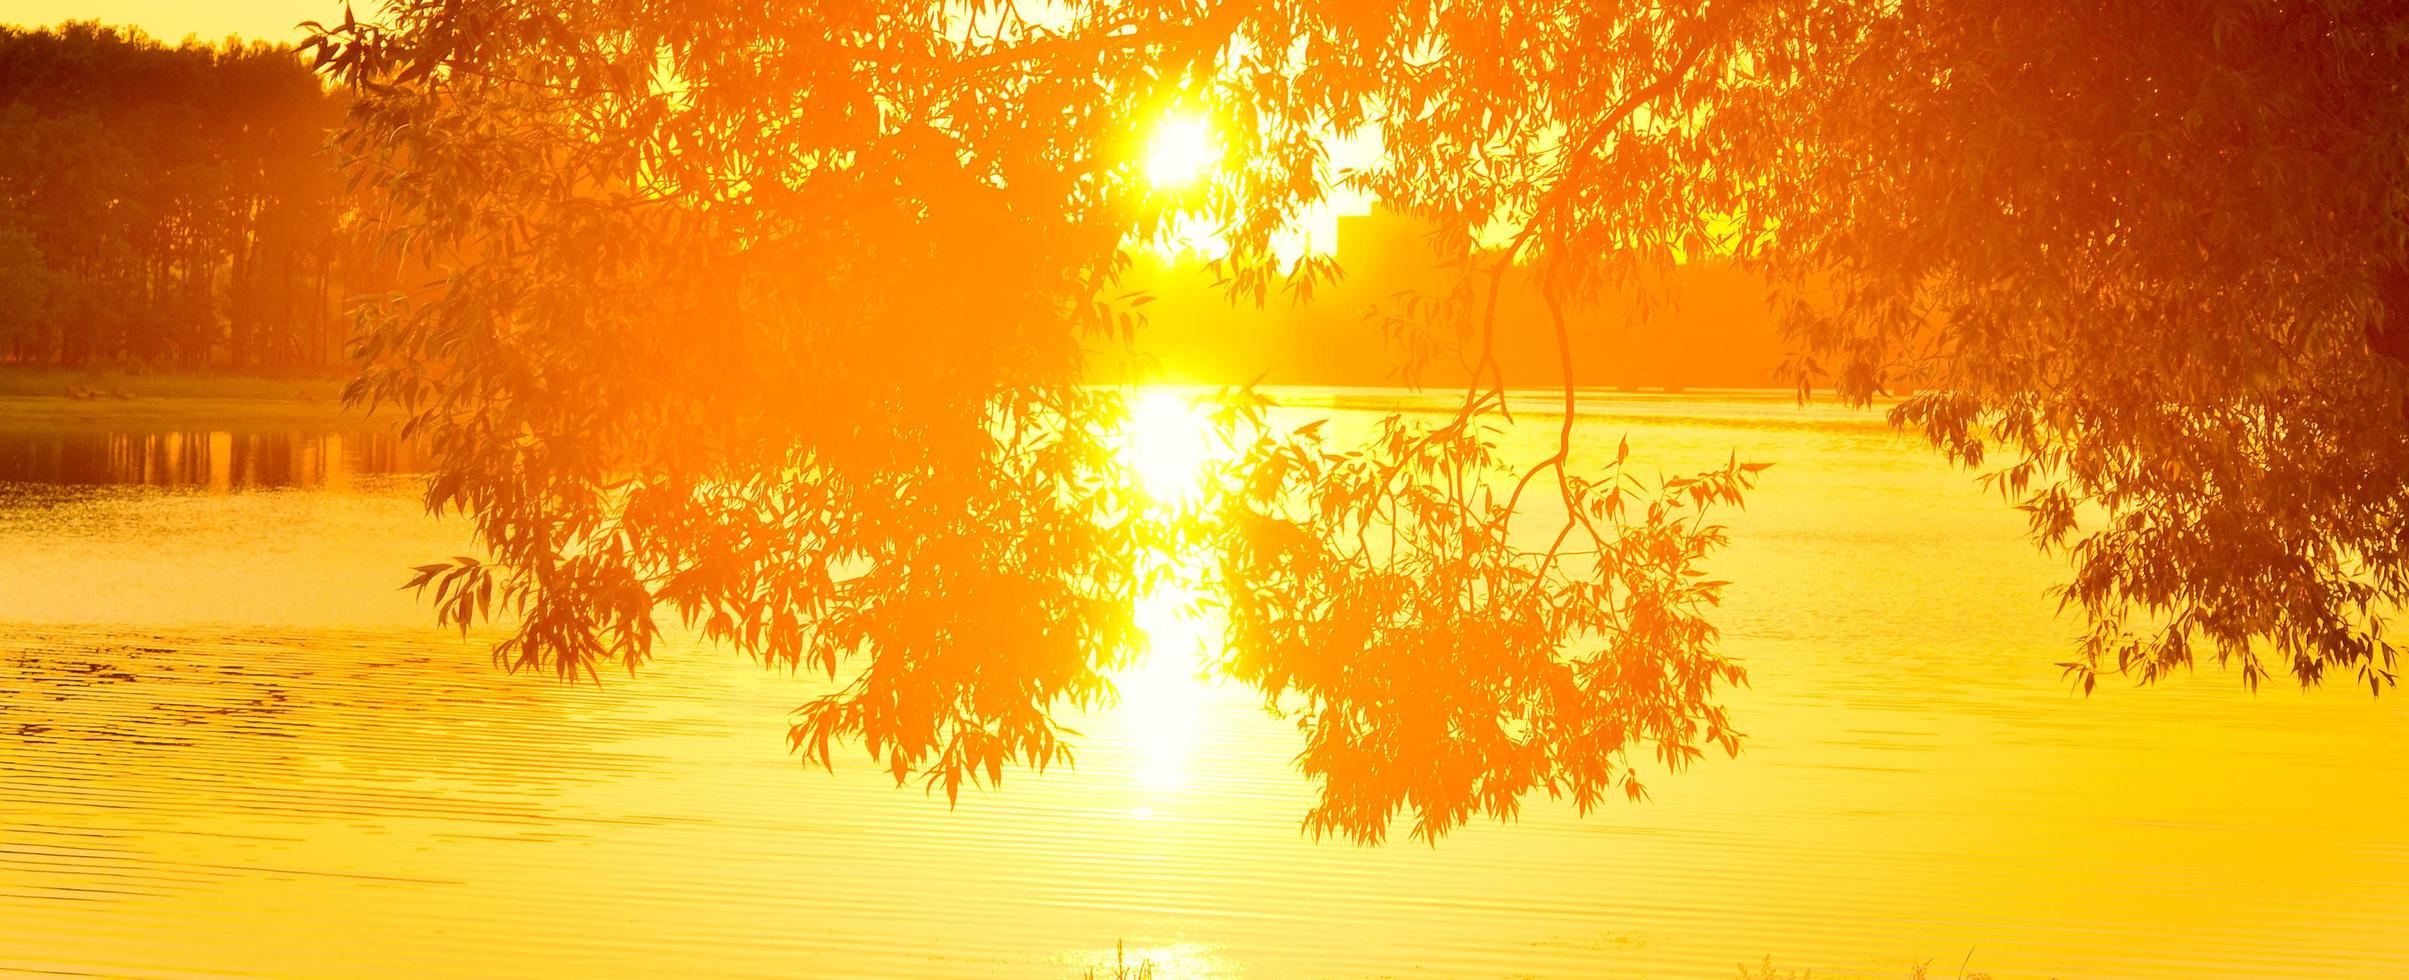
top-left (4, 392), bottom-right (2405, 978)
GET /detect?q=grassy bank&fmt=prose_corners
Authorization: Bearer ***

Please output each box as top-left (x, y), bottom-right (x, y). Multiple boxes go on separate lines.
top-left (0, 367), bottom-right (385, 429)
top-left (0, 367), bottom-right (346, 401)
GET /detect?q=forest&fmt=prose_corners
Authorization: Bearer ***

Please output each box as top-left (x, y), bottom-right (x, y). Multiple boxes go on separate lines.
top-left (0, 23), bottom-right (347, 370)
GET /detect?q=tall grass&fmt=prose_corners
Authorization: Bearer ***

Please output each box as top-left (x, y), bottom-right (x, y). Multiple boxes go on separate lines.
top-left (1083, 940), bottom-right (1157, 980)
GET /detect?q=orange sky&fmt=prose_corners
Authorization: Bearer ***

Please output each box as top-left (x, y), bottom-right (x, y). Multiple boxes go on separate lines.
top-left (5, 1), bottom-right (356, 44)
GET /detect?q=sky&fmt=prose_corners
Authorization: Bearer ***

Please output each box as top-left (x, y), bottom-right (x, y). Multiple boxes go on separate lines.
top-left (4, 1), bottom-right (357, 44)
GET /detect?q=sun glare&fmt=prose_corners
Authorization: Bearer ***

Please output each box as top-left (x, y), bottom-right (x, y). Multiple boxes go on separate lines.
top-left (1143, 113), bottom-right (1217, 189)
top-left (1120, 388), bottom-right (1215, 503)
top-left (1122, 583), bottom-right (1211, 794)
top-left (1109, 388), bottom-right (1229, 801)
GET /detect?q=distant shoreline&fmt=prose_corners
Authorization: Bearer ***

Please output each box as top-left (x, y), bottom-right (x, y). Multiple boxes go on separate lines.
top-left (0, 368), bottom-right (1869, 430)
top-left (0, 367), bottom-right (380, 428)
top-left (0, 366), bottom-right (345, 401)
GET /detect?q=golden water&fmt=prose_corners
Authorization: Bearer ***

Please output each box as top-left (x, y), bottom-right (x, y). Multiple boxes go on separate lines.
top-left (3, 392), bottom-right (2405, 977)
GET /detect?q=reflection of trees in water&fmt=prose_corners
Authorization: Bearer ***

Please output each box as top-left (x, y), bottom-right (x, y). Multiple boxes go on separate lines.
top-left (0, 428), bottom-right (422, 487)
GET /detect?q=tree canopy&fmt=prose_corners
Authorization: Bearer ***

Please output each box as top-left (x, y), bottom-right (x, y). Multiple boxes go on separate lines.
top-left (309, 0), bottom-right (2409, 842)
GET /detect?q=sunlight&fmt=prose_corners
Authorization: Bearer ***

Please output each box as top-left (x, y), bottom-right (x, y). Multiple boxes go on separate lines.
top-left (1119, 388), bottom-right (1214, 504)
top-left (1143, 113), bottom-right (1217, 189)
top-left (1108, 387), bottom-right (1228, 801)
top-left (1120, 582), bottom-right (1211, 794)
top-left (17, 2), bottom-right (2409, 977)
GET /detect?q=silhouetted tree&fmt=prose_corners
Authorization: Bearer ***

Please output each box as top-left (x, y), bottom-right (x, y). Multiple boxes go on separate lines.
top-left (310, 0), bottom-right (2409, 841)
top-left (1720, 3), bottom-right (2409, 696)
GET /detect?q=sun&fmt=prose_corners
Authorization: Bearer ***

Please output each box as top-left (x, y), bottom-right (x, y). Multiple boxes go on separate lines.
top-left (1142, 113), bottom-right (1218, 189)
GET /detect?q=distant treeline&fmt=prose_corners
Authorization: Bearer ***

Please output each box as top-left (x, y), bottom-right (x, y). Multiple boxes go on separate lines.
top-left (0, 23), bottom-right (354, 370)
top-left (1104, 209), bottom-right (1787, 390)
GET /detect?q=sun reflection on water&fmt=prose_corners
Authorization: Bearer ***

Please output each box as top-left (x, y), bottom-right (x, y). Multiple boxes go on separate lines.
top-left (1120, 388), bottom-right (1216, 504)
top-left (1123, 583), bottom-right (1210, 795)
top-left (1112, 388), bottom-right (1226, 804)
top-left (1081, 940), bottom-right (1225, 980)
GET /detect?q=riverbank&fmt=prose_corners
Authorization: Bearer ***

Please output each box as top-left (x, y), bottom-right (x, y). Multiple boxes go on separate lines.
top-left (0, 368), bottom-right (377, 428)
top-left (0, 367), bottom-right (346, 401)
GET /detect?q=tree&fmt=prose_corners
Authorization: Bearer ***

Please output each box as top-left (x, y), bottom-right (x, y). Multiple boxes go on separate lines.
top-left (0, 209), bottom-right (59, 354)
top-left (308, 0), bottom-right (2409, 842)
top-left (1718, 2), bottom-right (2409, 695)
top-left (0, 24), bottom-right (349, 368)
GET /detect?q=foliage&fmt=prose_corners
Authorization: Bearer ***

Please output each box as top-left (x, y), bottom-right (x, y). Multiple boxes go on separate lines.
top-left (1206, 398), bottom-right (1758, 841)
top-left (322, 0), bottom-right (1196, 803)
top-left (1260, 0), bottom-right (2409, 696)
top-left (0, 214), bottom-right (61, 335)
top-left (308, 0), bottom-right (1765, 842)
top-left (1714, 2), bottom-right (2409, 694)
top-left (308, 0), bottom-right (2409, 841)
top-left (0, 23), bottom-right (351, 368)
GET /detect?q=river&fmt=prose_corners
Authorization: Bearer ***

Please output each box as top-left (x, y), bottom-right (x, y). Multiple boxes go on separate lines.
top-left (2, 390), bottom-right (2404, 978)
